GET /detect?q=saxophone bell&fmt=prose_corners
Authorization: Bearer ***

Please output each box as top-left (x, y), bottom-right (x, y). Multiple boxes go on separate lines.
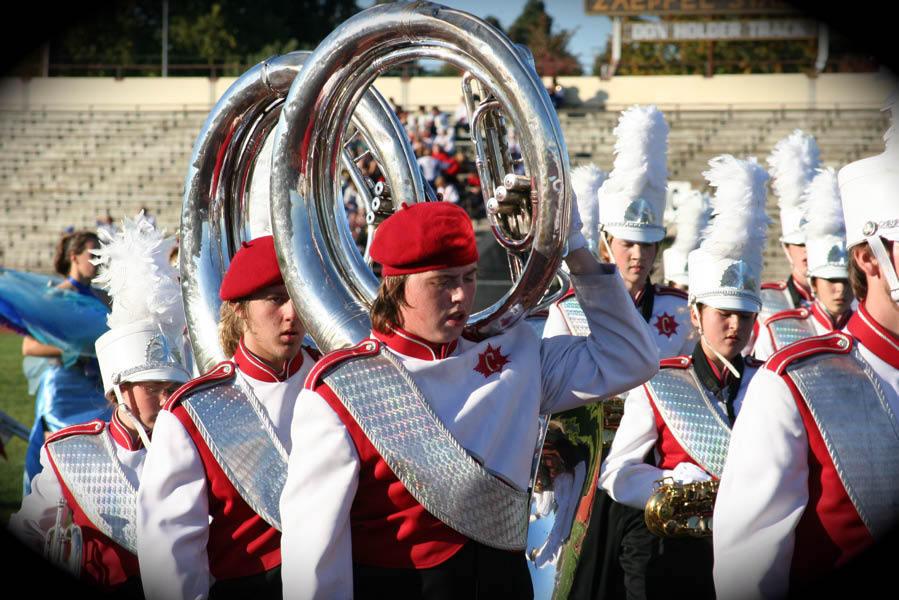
top-left (644, 477), bottom-right (718, 538)
top-left (43, 497), bottom-right (83, 577)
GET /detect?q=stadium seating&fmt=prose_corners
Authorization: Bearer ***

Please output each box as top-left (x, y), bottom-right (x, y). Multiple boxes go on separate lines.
top-left (0, 106), bottom-right (888, 282)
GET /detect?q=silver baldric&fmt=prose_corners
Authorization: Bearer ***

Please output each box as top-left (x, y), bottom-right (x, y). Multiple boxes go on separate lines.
top-left (765, 309), bottom-right (817, 352)
top-left (757, 286), bottom-right (796, 331)
top-left (643, 361), bottom-right (732, 478)
top-left (180, 365), bottom-right (287, 531)
top-left (557, 296), bottom-right (590, 337)
top-left (786, 347), bottom-right (899, 539)
top-left (323, 342), bottom-right (530, 551)
top-left (47, 426), bottom-right (139, 554)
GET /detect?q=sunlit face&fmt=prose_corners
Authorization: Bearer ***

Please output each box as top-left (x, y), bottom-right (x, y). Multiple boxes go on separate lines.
top-left (71, 240), bottom-right (99, 280)
top-left (691, 305), bottom-right (756, 362)
top-left (400, 264), bottom-right (477, 345)
top-left (785, 243), bottom-right (809, 289)
top-left (607, 236), bottom-right (658, 294)
top-left (236, 283), bottom-right (304, 372)
top-left (120, 380), bottom-right (180, 431)
top-left (812, 277), bottom-right (853, 319)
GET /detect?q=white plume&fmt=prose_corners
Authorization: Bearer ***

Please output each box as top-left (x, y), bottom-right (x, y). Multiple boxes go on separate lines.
top-left (570, 163), bottom-right (605, 251)
top-left (90, 212), bottom-right (185, 346)
top-left (802, 167), bottom-right (844, 238)
top-left (884, 88), bottom-right (899, 153)
top-left (766, 129), bottom-right (820, 210)
top-left (670, 189), bottom-right (711, 253)
top-left (599, 105), bottom-right (669, 205)
top-left (700, 155), bottom-right (772, 276)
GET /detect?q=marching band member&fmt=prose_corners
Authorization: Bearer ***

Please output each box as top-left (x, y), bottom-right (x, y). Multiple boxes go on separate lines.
top-left (137, 235), bottom-right (319, 600)
top-left (600, 155), bottom-right (771, 599)
top-left (544, 105), bottom-right (695, 358)
top-left (713, 123), bottom-right (899, 598)
top-left (661, 188), bottom-right (711, 292)
top-left (279, 199), bottom-right (658, 599)
top-left (10, 213), bottom-right (190, 594)
top-left (753, 167), bottom-right (854, 360)
top-left (749, 130), bottom-right (821, 353)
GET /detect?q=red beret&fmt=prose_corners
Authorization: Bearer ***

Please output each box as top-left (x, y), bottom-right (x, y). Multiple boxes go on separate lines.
top-left (219, 235), bottom-right (284, 300)
top-left (370, 202), bottom-right (479, 276)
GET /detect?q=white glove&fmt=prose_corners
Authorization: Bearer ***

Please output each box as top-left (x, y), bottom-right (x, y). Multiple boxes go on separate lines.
top-left (566, 187), bottom-right (587, 255)
top-left (671, 462), bottom-right (712, 484)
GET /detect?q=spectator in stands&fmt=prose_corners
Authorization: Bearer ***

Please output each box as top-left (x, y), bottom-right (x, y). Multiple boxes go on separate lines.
top-left (435, 175), bottom-right (460, 205)
top-left (416, 144), bottom-right (445, 187)
top-left (433, 126), bottom-right (456, 155)
top-left (430, 105), bottom-right (449, 135)
top-left (453, 96), bottom-right (470, 139)
top-left (140, 207), bottom-right (157, 228)
top-left (95, 211), bottom-right (118, 238)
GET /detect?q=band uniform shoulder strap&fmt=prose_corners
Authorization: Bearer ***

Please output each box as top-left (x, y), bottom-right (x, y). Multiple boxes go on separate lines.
top-left (179, 363), bottom-right (287, 531)
top-left (321, 339), bottom-right (529, 551)
top-left (644, 362), bottom-right (732, 478)
top-left (47, 423), bottom-right (138, 554)
top-left (758, 284), bottom-right (794, 326)
top-left (557, 294), bottom-right (589, 336)
top-left (785, 348), bottom-right (899, 540)
top-left (765, 308), bottom-right (816, 352)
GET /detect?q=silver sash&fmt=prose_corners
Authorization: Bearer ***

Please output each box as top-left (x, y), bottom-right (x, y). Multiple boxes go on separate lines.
top-left (758, 287), bottom-right (794, 326)
top-left (557, 296), bottom-right (589, 336)
top-left (767, 313), bottom-right (817, 351)
top-left (323, 344), bottom-right (530, 551)
top-left (786, 349), bottom-right (899, 539)
top-left (644, 366), bottom-right (731, 478)
top-left (180, 370), bottom-right (287, 531)
top-left (47, 429), bottom-right (138, 554)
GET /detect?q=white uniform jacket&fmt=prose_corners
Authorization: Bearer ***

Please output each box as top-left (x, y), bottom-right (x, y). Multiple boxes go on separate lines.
top-left (752, 300), bottom-right (854, 361)
top-left (137, 340), bottom-right (318, 600)
top-left (599, 348), bottom-right (761, 510)
top-left (279, 268), bottom-right (659, 600)
top-left (10, 409), bottom-right (144, 589)
top-left (713, 304), bottom-right (899, 600)
top-left (544, 282), bottom-right (696, 360)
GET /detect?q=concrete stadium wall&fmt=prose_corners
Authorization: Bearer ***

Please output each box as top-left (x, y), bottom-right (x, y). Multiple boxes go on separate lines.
top-left (2, 71), bottom-right (896, 113)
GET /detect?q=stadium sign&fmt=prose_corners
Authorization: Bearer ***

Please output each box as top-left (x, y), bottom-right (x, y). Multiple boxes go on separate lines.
top-left (623, 19), bottom-right (819, 41)
top-left (586, 0), bottom-right (800, 16)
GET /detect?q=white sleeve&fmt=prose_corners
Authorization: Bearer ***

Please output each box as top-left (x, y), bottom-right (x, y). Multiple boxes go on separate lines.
top-left (137, 410), bottom-right (211, 600)
top-left (713, 368), bottom-right (808, 600)
top-left (598, 386), bottom-right (675, 509)
top-left (280, 389), bottom-right (360, 600)
top-left (540, 270), bottom-right (659, 414)
top-left (8, 446), bottom-right (65, 552)
top-left (751, 324), bottom-right (776, 361)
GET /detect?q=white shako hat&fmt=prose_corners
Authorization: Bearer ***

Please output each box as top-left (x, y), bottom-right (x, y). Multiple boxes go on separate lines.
top-left (804, 167), bottom-right (849, 280)
top-left (597, 105), bottom-right (669, 243)
top-left (688, 155), bottom-right (772, 313)
top-left (663, 189), bottom-right (711, 287)
top-left (570, 163), bottom-right (606, 259)
top-left (766, 129), bottom-right (821, 245)
top-left (91, 212), bottom-right (190, 397)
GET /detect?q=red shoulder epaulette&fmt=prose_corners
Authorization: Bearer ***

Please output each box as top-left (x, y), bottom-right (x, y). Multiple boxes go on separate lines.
top-left (163, 361), bottom-right (236, 411)
top-left (304, 339), bottom-right (381, 391)
top-left (555, 287), bottom-right (577, 305)
top-left (660, 355), bottom-right (691, 369)
top-left (761, 280), bottom-right (788, 291)
top-left (764, 331), bottom-right (853, 375)
top-left (46, 419), bottom-right (106, 444)
top-left (764, 307), bottom-right (810, 326)
top-left (654, 284), bottom-right (689, 300)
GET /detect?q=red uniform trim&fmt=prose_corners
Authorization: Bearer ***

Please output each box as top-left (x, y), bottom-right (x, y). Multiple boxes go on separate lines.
top-left (764, 307), bottom-right (810, 326)
top-left (555, 287), bottom-right (577, 305)
top-left (304, 339), bottom-right (380, 391)
top-left (314, 381), bottom-right (469, 569)
top-left (654, 284), bottom-right (689, 300)
top-left (659, 355), bottom-right (691, 369)
top-left (163, 361), bottom-right (235, 412)
top-left (764, 332), bottom-right (853, 375)
top-left (45, 428), bottom-right (140, 590)
top-left (761, 280), bottom-right (788, 291)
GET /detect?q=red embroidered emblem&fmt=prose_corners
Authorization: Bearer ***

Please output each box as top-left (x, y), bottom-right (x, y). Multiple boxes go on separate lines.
top-left (474, 344), bottom-right (511, 378)
top-left (654, 312), bottom-right (679, 338)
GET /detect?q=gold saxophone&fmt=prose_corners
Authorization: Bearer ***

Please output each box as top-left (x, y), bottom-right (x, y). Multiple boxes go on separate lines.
top-left (644, 477), bottom-right (718, 538)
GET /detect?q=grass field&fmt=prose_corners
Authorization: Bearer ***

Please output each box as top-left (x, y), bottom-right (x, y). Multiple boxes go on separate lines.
top-left (0, 332), bottom-right (32, 525)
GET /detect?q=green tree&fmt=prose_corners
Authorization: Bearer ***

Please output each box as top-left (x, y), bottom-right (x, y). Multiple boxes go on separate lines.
top-left (507, 0), bottom-right (581, 77)
top-left (169, 3), bottom-right (236, 66)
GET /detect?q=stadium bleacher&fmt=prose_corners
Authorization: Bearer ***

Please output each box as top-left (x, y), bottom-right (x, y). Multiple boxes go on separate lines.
top-left (0, 105), bottom-right (888, 282)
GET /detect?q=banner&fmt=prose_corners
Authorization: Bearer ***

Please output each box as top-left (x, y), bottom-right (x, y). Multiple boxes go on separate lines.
top-left (624, 19), bottom-right (819, 41)
top-left (586, 0), bottom-right (800, 17)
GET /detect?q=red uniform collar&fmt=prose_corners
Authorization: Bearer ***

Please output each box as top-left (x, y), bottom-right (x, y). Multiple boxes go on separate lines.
top-left (234, 338), bottom-right (306, 382)
top-left (846, 302), bottom-right (899, 370)
top-left (109, 407), bottom-right (143, 451)
top-left (811, 300), bottom-right (853, 332)
top-left (792, 275), bottom-right (813, 302)
top-left (371, 326), bottom-right (459, 361)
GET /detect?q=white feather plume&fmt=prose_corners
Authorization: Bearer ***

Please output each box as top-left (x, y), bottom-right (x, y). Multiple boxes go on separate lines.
top-left (670, 189), bottom-right (711, 253)
top-left (700, 155), bottom-right (772, 276)
top-left (90, 212), bottom-right (185, 346)
top-left (570, 163), bottom-right (605, 250)
top-left (884, 88), bottom-right (899, 153)
top-left (802, 167), bottom-right (844, 238)
top-left (599, 105), bottom-right (669, 204)
top-left (766, 129), bottom-right (820, 210)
